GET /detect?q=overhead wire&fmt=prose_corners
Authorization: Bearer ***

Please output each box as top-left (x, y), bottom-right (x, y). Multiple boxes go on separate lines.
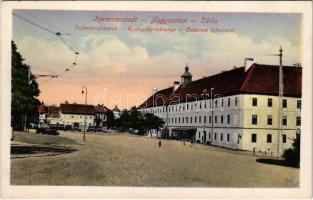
top-left (22, 10), bottom-right (60, 32)
top-left (13, 12), bottom-right (81, 85)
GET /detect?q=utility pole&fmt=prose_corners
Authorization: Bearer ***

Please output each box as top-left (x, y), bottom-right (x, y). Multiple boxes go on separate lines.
top-left (152, 88), bottom-right (157, 137)
top-left (210, 88), bottom-right (215, 144)
top-left (82, 86), bottom-right (88, 142)
top-left (277, 47), bottom-right (283, 159)
top-left (26, 67), bottom-right (58, 131)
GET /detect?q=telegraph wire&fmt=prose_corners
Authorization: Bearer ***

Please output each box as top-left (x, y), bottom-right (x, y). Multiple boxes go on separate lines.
top-left (13, 13), bottom-right (78, 54)
top-left (13, 12), bottom-right (81, 85)
top-left (13, 13), bottom-right (56, 35)
top-left (22, 10), bottom-right (60, 33)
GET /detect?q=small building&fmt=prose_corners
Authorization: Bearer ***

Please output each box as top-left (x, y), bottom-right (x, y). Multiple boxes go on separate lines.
top-left (38, 102), bottom-right (111, 131)
top-left (112, 105), bottom-right (121, 119)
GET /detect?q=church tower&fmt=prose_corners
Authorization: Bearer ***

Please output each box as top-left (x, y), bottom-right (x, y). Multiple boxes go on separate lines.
top-left (181, 63), bottom-right (192, 86)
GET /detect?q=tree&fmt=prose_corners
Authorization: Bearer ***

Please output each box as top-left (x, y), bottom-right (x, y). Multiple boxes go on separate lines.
top-left (11, 41), bottom-right (40, 130)
top-left (282, 135), bottom-right (300, 167)
top-left (106, 109), bottom-right (115, 129)
top-left (143, 113), bottom-right (164, 138)
top-left (115, 106), bottom-right (164, 137)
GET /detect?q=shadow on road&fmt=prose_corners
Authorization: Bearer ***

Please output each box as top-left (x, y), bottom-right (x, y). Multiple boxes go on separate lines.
top-left (11, 145), bottom-right (77, 156)
top-left (256, 158), bottom-right (299, 168)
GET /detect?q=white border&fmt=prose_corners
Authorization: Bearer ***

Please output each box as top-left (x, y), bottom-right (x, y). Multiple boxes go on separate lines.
top-left (1, 1), bottom-right (312, 199)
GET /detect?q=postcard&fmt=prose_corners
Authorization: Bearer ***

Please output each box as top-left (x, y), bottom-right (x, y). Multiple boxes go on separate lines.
top-left (1, 1), bottom-right (312, 199)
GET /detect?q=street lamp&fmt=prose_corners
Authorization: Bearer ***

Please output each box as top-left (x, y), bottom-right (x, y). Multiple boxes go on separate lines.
top-left (82, 86), bottom-right (88, 142)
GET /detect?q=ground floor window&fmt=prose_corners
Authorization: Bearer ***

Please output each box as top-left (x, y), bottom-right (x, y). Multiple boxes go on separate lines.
top-left (214, 133), bottom-right (217, 140)
top-left (227, 133), bottom-right (230, 142)
top-left (296, 116), bottom-right (301, 126)
top-left (251, 134), bottom-right (257, 143)
top-left (267, 134), bottom-right (272, 143)
top-left (282, 134), bottom-right (287, 143)
top-left (220, 133), bottom-right (223, 141)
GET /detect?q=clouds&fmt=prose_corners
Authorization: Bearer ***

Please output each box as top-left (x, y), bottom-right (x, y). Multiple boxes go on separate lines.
top-left (14, 22), bottom-right (300, 108)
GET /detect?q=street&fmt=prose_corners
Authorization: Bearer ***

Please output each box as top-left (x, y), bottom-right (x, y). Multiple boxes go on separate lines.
top-left (11, 131), bottom-right (299, 187)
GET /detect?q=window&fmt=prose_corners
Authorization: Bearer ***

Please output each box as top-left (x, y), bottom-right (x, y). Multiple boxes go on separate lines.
top-left (204, 116), bottom-right (207, 123)
top-left (199, 116), bottom-right (202, 123)
top-left (190, 117), bottom-right (193, 124)
top-left (214, 115), bottom-right (217, 123)
top-left (204, 101), bottom-right (207, 109)
top-left (209, 116), bottom-right (212, 124)
top-left (282, 99), bottom-right (287, 108)
top-left (228, 98), bottom-right (230, 107)
top-left (234, 114), bottom-right (238, 125)
top-left (214, 133), bottom-right (217, 140)
top-left (297, 100), bottom-right (301, 109)
top-left (187, 104), bottom-right (189, 110)
top-left (282, 116), bottom-right (287, 126)
top-left (251, 134), bottom-right (257, 143)
top-left (235, 97), bottom-right (238, 106)
top-left (200, 102), bottom-right (202, 109)
top-left (209, 132), bottom-right (211, 140)
top-left (252, 97), bottom-right (257, 106)
top-left (175, 118), bottom-right (177, 123)
top-left (268, 98), bottom-right (272, 107)
top-left (252, 115), bottom-right (258, 125)
top-left (227, 115), bottom-right (230, 124)
top-left (267, 134), bottom-right (272, 143)
top-left (195, 116), bottom-right (197, 123)
top-left (220, 133), bottom-right (223, 141)
top-left (296, 116), bottom-right (301, 126)
top-left (221, 115), bottom-right (224, 124)
top-left (198, 132), bottom-right (200, 138)
top-left (179, 117), bottom-right (180, 123)
top-left (282, 134), bottom-right (287, 143)
top-left (182, 117), bottom-right (184, 123)
top-left (186, 117), bottom-right (188, 124)
top-left (267, 115), bottom-right (272, 125)
top-left (221, 99), bottom-right (224, 107)
top-left (227, 133), bottom-right (230, 142)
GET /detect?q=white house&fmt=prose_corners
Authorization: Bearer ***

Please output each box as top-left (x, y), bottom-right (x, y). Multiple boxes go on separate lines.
top-left (112, 105), bottom-right (121, 119)
top-left (138, 62), bottom-right (302, 156)
top-left (38, 103), bottom-right (110, 131)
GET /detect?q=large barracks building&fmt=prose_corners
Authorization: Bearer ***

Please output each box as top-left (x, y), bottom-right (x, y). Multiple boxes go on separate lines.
top-left (138, 61), bottom-right (302, 156)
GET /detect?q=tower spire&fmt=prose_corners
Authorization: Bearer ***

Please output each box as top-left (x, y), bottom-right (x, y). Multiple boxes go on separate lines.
top-left (181, 63), bottom-right (192, 86)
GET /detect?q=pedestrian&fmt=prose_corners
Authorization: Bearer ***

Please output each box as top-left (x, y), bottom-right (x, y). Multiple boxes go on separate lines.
top-left (159, 140), bottom-right (161, 148)
top-left (253, 147), bottom-right (256, 155)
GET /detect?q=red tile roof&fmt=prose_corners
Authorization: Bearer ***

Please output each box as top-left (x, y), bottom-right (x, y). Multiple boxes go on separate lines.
top-left (139, 63), bottom-right (302, 108)
top-left (138, 87), bottom-right (174, 108)
top-left (38, 103), bottom-right (111, 114)
top-left (60, 103), bottom-right (95, 115)
top-left (112, 105), bottom-right (121, 112)
top-left (240, 64), bottom-right (302, 97)
top-left (94, 105), bottom-right (110, 113)
top-left (38, 105), bottom-right (60, 114)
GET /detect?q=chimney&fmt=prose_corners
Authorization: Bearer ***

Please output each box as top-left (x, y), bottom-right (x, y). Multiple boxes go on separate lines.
top-left (173, 81), bottom-right (180, 92)
top-left (244, 58), bottom-right (254, 71)
top-left (152, 88), bottom-right (158, 95)
top-left (293, 63), bottom-right (301, 67)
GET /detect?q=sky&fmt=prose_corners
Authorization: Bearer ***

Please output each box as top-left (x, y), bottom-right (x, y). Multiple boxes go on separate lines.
top-left (12, 10), bottom-right (302, 109)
